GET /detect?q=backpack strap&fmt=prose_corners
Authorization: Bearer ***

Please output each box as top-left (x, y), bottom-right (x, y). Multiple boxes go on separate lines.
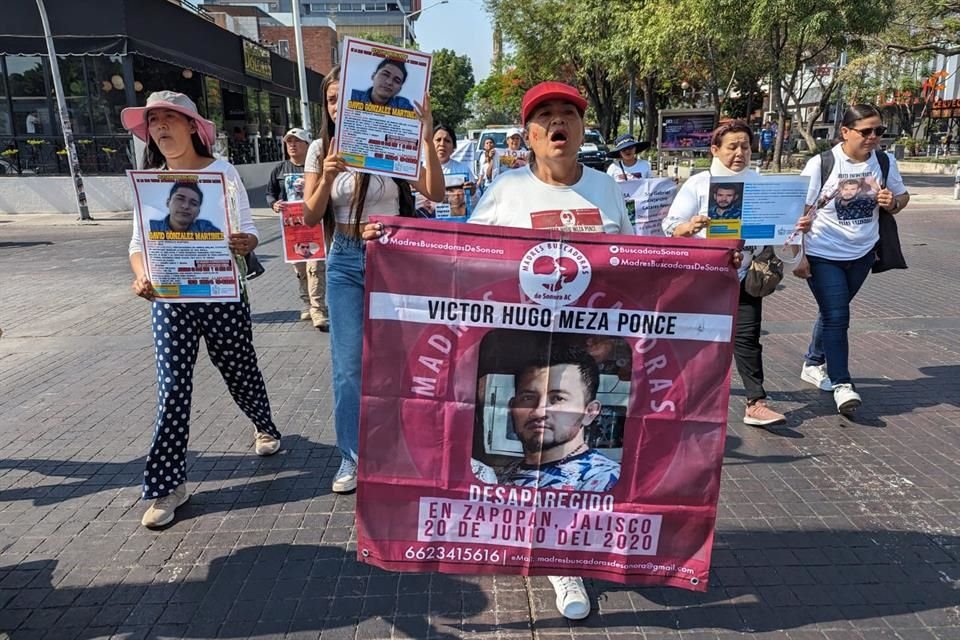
top-left (874, 149), bottom-right (890, 189)
top-left (818, 150), bottom-right (834, 193)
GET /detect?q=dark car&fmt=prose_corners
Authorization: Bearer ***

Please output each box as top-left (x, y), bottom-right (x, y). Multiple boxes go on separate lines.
top-left (578, 130), bottom-right (609, 171)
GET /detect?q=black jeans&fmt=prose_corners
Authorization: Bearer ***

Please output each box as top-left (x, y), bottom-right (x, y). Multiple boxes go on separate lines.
top-left (734, 281), bottom-right (765, 403)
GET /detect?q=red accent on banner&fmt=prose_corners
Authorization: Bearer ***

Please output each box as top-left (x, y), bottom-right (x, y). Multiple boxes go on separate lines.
top-left (357, 218), bottom-right (742, 589)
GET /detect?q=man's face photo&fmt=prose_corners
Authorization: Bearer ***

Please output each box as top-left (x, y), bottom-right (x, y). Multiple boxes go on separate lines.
top-left (166, 186), bottom-right (202, 231)
top-left (371, 62), bottom-right (405, 103)
top-left (713, 186), bottom-right (738, 210)
top-left (839, 179), bottom-right (861, 201)
top-left (447, 187), bottom-right (466, 214)
top-left (509, 363), bottom-right (601, 455)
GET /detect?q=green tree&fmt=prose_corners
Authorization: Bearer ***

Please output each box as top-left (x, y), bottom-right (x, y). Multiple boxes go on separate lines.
top-left (487, 0), bottom-right (629, 139)
top-left (878, 0), bottom-right (960, 56)
top-left (749, 0), bottom-right (893, 169)
top-left (465, 64), bottom-right (527, 127)
top-left (429, 49), bottom-right (475, 131)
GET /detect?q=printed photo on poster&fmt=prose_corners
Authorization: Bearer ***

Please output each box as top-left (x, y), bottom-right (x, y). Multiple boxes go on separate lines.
top-left (414, 174), bottom-right (473, 221)
top-left (129, 171), bottom-right (239, 303)
top-left (337, 37), bottom-right (432, 180)
top-left (496, 148), bottom-right (529, 173)
top-left (472, 331), bottom-right (630, 492)
top-left (708, 175), bottom-right (810, 243)
top-left (280, 201), bottom-right (326, 262)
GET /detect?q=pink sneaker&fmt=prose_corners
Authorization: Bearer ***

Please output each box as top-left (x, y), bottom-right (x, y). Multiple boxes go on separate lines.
top-left (743, 400), bottom-right (786, 427)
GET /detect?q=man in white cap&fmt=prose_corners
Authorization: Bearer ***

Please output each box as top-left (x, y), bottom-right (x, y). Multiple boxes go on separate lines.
top-left (266, 127), bottom-right (328, 331)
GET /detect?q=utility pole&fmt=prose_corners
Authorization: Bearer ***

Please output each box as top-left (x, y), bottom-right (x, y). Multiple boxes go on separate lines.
top-left (37, 0), bottom-right (91, 221)
top-left (291, 0), bottom-right (311, 132)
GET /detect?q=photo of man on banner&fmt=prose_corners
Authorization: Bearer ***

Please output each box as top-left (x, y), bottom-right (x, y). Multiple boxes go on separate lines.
top-left (473, 337), bottom-right (623, 493)
top-left (149, 180), bottom-right (223, 234)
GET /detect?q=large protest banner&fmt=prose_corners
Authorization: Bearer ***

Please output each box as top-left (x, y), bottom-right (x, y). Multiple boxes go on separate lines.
top-left (129, 170), bottom-right (240, 303)
top-left (337, 37), bottom-right (432, 180)
top-left (357, 218), bottom-right (741, 589)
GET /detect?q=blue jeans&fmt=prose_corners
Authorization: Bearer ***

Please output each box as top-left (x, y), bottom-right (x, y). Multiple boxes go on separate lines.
top-left (803, 251), bottom-right (875, 385)
top-left (326, 232), bottom-right (366, 461)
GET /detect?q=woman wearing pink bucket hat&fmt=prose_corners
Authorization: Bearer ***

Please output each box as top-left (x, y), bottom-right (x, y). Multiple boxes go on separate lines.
top-left (122, 90), bottom-right (282, 529)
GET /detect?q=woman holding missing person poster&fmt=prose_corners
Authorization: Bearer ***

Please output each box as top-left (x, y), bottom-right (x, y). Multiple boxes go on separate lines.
top-left (302, 65), bottom-right (444, 494)
top-left (664, 121), bottom-right (813, 429)
top-left (122, 91), bottom-right (282, 529)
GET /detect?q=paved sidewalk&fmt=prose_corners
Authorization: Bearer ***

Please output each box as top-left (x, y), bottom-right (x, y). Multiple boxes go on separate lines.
top-left (1, 202), bottom-right (958, 639)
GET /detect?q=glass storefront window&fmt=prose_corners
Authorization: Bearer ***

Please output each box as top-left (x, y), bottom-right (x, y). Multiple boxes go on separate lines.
top-left (259, 89), bottom-right (272, 137)
top-left (56, 57), bottom-right (93, 135)
top-left (0, 62), bottom-right (10, 136)
top-left (88, 55), bottom-right (126, 134)
top-left (132, 56), bottom-right (203, 108)
top-left (245, 87), bottom-right (261, 135)
top-left (6, 55), bottom-right (52, 136)
top-left (203, 76), bottom-right (225, 133)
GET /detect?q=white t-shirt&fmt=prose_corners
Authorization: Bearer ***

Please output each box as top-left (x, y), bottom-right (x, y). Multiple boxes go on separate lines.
top-left (800, 144), bottom-right (907, 261)
top-left (663, 169), bottom-right (756, 281)
top-left (607, 158), bottom-right (651, 181)
top-left (441, 158), bottom-right (475, 181)
top-left (304, 138), bottom-right (402, 224)
top-left (128, 159), bottom-right (256, 255)
top-left (469, 164), bottom-right (634, 234)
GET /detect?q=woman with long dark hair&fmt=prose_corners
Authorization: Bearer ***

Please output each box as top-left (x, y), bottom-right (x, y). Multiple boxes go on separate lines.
top-left (796, 104), bottom-right (909, 414)
top-left (302, 66), bottom-right (444, 493)
top-left (123, 91), bottom-right (281, 528)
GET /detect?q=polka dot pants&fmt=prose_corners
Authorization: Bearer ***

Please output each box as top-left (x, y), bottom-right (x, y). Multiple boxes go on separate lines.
top-left (143, 301), bottom-right (281, 500)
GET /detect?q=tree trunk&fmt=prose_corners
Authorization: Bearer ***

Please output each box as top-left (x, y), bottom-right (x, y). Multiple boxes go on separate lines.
top-left (643, 74), bottom-right (657, 147)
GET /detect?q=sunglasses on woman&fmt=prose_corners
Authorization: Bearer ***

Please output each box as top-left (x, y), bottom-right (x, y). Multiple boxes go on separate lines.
top-left (849, 126), bottom-right (887, 138)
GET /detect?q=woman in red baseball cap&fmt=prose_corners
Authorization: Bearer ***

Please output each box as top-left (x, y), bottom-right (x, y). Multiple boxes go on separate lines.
top-left (122, 91), bottom-right (282, 529)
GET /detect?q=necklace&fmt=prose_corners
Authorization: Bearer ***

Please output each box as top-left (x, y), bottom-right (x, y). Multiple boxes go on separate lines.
top-left (551, 443), bottom-right (588, 466)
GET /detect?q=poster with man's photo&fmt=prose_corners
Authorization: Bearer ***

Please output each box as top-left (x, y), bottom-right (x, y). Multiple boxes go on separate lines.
top-left (619, 177), bottom-right (677, 236)
top-left (706, 175), bottom-right (810, 243)
top-left (496, 148), bottom-right (529, 173)
top-left (129, 171), bottom-right (240, 303)
top-left (279, 201), bottom-right (326, 262)
top-left (337, 37), bottom-right (432, 180)
top-left (357, 218), bottom-right (743, 588)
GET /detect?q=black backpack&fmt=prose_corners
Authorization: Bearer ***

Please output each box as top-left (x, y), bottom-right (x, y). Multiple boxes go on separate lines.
top-left (817, 149), bottom-right (906, 274)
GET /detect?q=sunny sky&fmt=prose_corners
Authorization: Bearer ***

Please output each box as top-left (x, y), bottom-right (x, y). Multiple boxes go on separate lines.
top-left (412, 0), bottom-right (494, 81)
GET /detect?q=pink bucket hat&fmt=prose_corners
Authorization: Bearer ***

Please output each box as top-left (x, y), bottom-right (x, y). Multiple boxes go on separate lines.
top-left (121, 90), bottom-right (217, 150)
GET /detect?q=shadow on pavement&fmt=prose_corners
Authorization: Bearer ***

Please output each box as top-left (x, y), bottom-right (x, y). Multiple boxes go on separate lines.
top-left (0, 434), bottom-right (336, 511)
top-left (465, 529), bottom-right (960, 633)
top-left (0, 544), bottom-right (489, 640)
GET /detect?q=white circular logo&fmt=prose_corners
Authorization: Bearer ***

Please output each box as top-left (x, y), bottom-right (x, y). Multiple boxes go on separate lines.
top-left (609, 256), bottom-right (621, 267)
top-left (518, 242), bottom-right (592, 308)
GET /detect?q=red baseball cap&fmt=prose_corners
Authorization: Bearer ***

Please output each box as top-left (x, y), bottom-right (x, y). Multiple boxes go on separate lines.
top-left (521, 81), bottom-right (588, 124)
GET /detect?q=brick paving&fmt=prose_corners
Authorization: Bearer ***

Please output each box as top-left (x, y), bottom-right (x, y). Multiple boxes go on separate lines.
top-left (1, 183), bottom-right (958, 639)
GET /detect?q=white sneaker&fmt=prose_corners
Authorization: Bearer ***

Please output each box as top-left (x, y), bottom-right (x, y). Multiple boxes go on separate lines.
top-left (833, 383), bottom-right (861, 415)
top-left (332, 457), bottom-right (358, 493)
top-left (801, 363), bottom-right (833, 391)
top-left (254, 432), bottom-right (281, 456)
top-left (141, 484), bottom-right (189, 528)
top-left (547, 576), bottom-right (590, 620)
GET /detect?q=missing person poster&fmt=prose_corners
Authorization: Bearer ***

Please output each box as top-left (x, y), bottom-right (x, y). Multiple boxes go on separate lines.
top-left (706, 175), bottom-right (810, 244)
top-left (337, 37), bottom-right (432, 180)
top-left (434, 174), bottom-right (471, 221)
top-left (129, 170), bottom-right (239, 303)
top-left (280, 201), bottom-right (326, 262)
top-left (357, 218), bottom-right (742, 589)
top-left (619, 177), bottom-right (677, 236)
top-left (496, 148), bottom-right (529, 173)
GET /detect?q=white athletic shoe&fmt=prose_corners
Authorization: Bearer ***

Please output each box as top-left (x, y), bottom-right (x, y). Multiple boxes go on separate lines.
top-left (833, 383), bottom-right (862, 415)
top-left (141, 484), bottom-right (189, 528)
top-left (332, 457), bottom-right (358, 493)
top-left (801, 363), bottom-right (833, 391)
top-left (547, 576), bottom-right (590, 620)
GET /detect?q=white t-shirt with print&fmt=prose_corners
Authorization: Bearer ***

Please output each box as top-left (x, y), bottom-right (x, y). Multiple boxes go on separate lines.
top-left (469, 164), bottom-right (634, 234)
top-left (304, 138), bottom-right (403, 224)
top-left (607, 158), bottom-right (651, 181)
top-left (800, 144), bottom-right (907, 261)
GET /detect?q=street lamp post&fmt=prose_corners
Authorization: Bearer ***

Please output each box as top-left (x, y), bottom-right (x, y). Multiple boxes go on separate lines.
top-left (291, 0), bottom-right (311, 132)
top-left (36, 0), bottom-right (92, 221)
top-left (399, 0), bottom-right (449, 47)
